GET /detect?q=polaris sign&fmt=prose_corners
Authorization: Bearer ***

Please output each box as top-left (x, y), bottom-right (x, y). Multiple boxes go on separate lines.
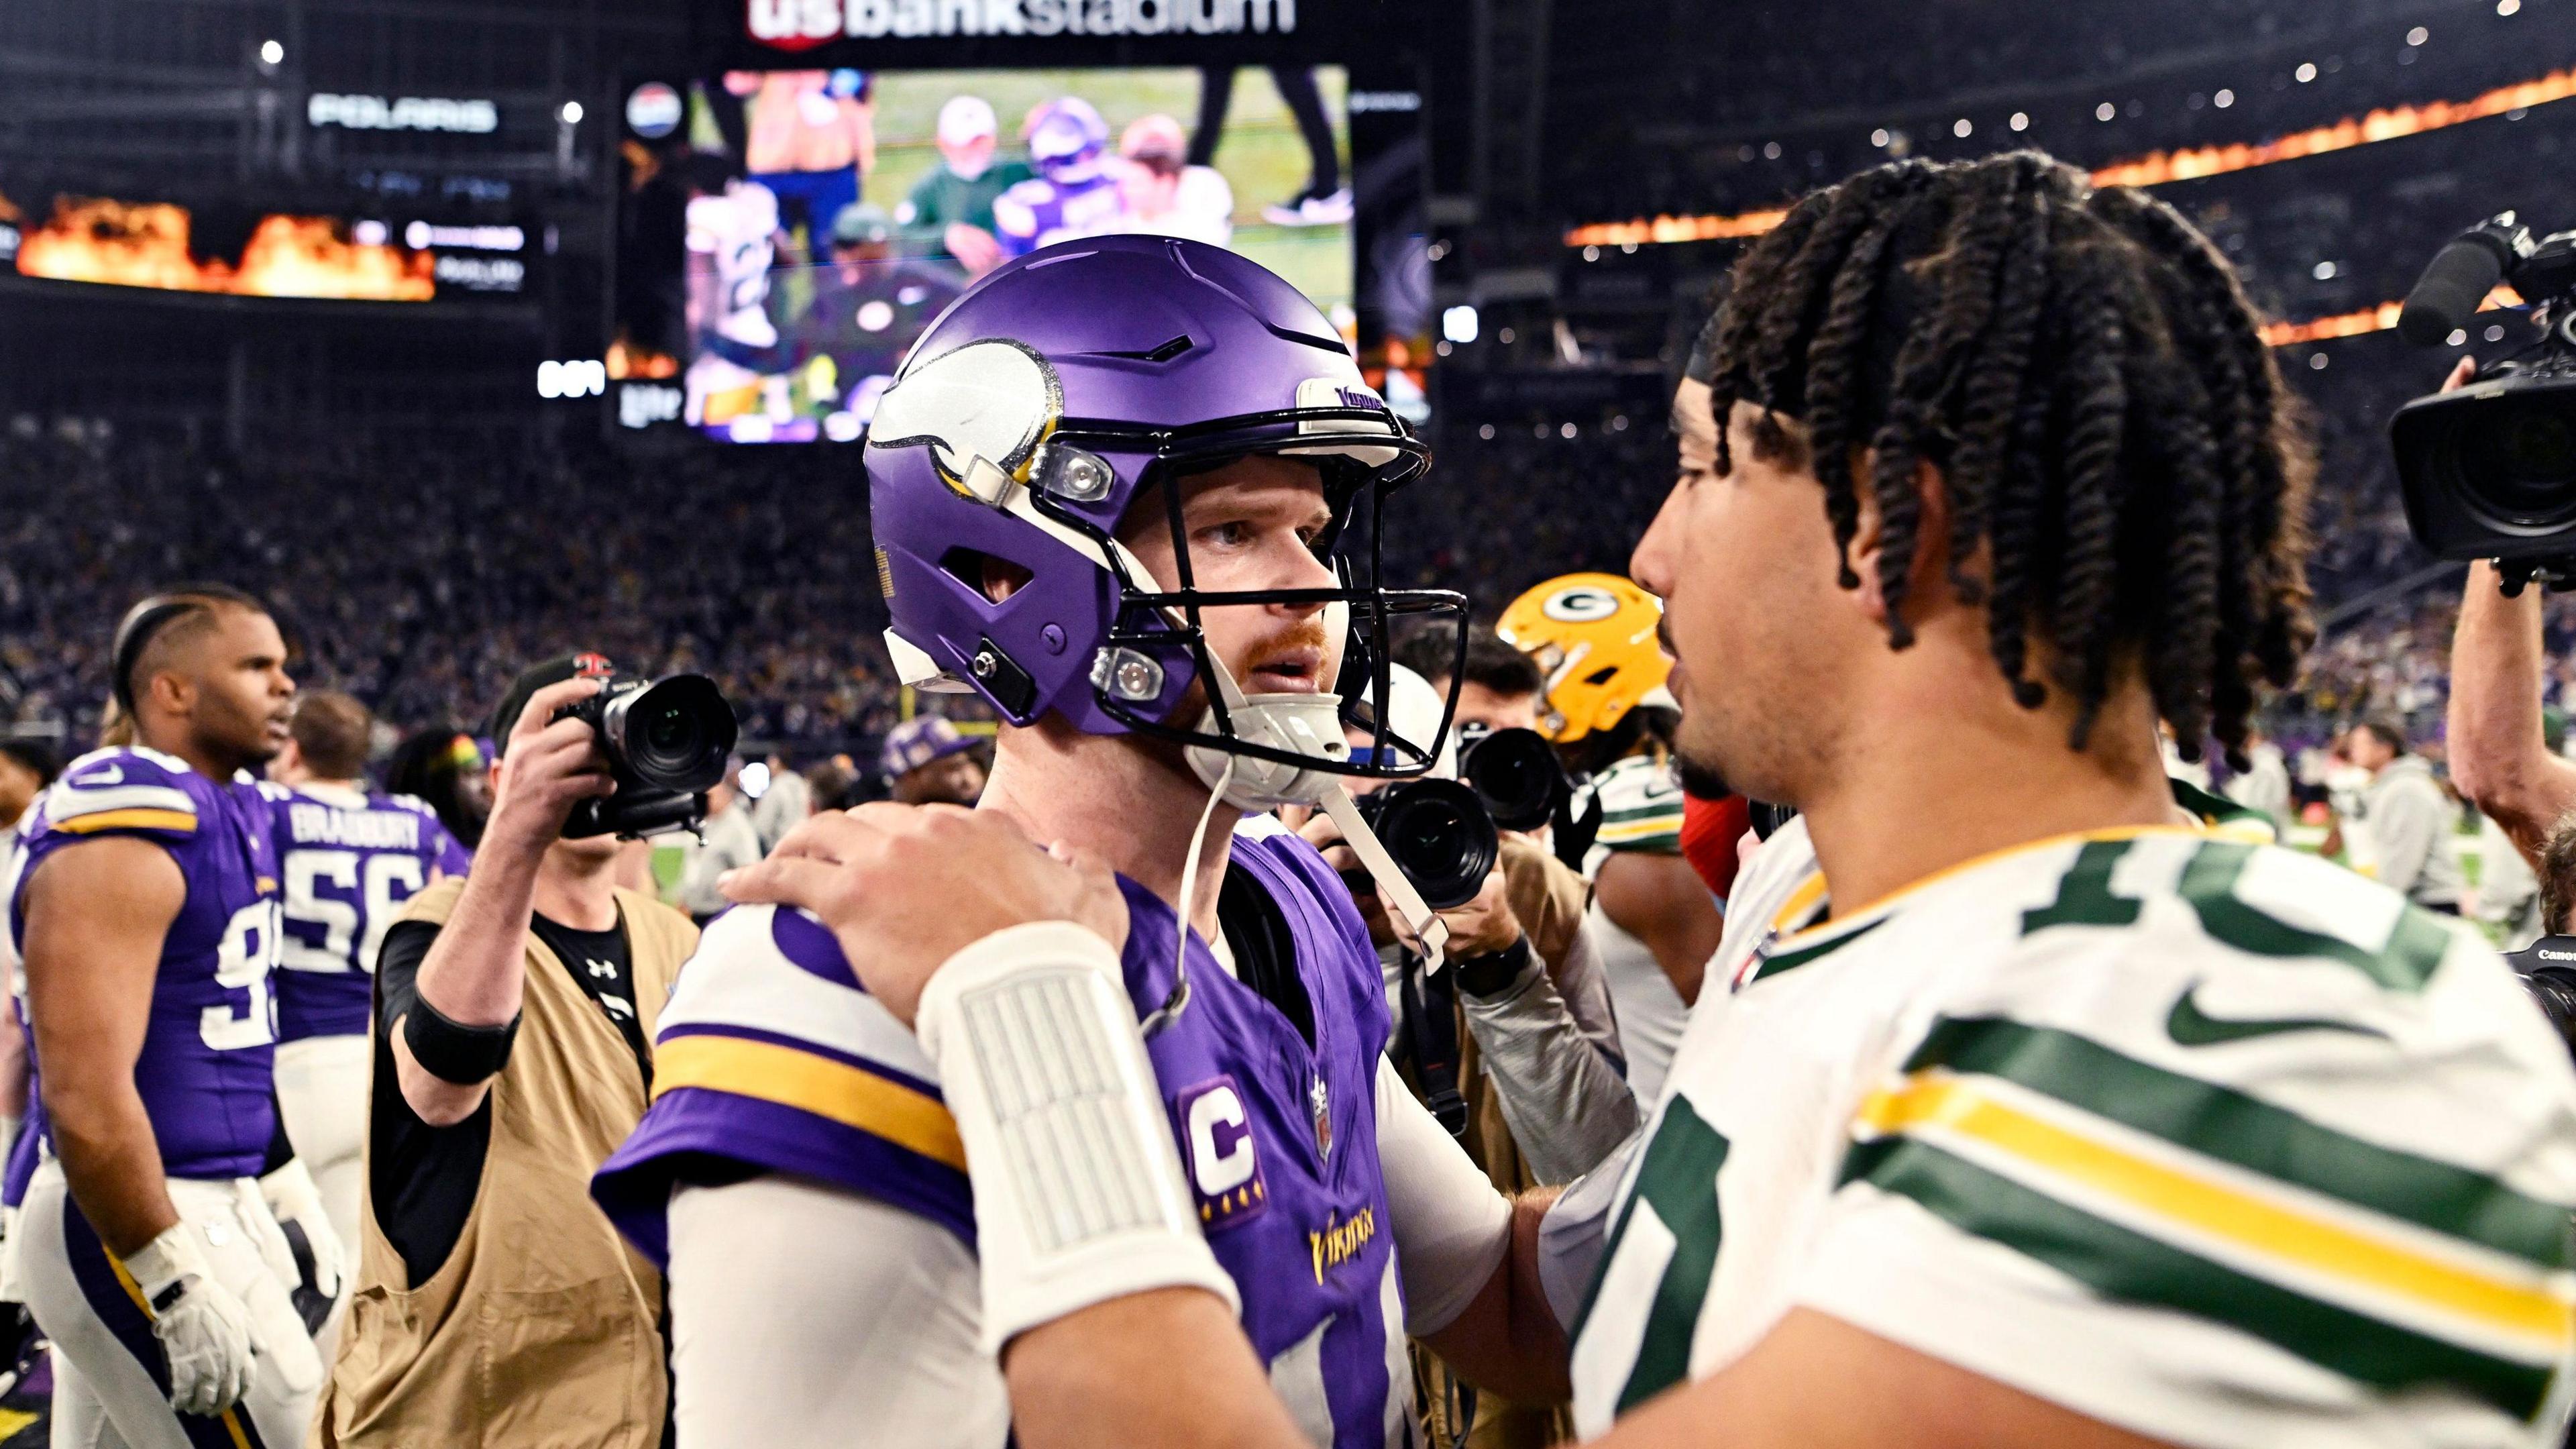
top-left (309, 93), bottom-right (499, 133)
top-left (747, 0), bottom-right (1295, 44)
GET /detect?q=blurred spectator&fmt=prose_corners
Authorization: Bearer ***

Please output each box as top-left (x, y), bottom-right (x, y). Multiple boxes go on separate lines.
top-left (749, 750), bottom-right (811, 849)
top-left (0, 737), bottom-right (58, 857)
top-left (386, 725), bottom-right (492, 852)
top-left (878, 716), bottom-right (985, 805)
top-left (2348, 717), bottom-right (2467, 913)
top-left (1114, 114), bottom-right (1233, 247)
top-left (894, 94), bottom-right (1030, 278)
top-left (2220, 724), bottom-right (2293, 836)
top-left (673, 759), bottom-right (763, 923)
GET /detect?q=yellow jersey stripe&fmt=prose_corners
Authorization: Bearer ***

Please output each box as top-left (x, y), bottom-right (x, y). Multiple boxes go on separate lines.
top-left (1860, 1071), bottom-right (2576, 1346)
top-left (53, 808), bottom-right (197, 835)
top-left (106, 1248), bottom-right (255, 1447)
top-left (653, 1033), bottom-right (967, 1171)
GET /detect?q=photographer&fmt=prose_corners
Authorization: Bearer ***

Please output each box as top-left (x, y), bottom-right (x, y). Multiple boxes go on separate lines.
top-left (313, 657), bottom-right (698, 1449)
top-left (2443, 358), bottom-right (2576, 873)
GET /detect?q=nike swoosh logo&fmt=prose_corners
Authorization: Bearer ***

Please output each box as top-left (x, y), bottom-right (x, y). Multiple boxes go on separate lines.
top-left (78, 764), bottom-right (125, 786)
top-left (2165, 983), bottom-right (2388, 1047)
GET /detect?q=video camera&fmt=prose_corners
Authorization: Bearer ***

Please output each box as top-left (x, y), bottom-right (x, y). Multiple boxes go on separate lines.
top-left (552, 674), bottom-right (739, 839)
top-left (2392, 213), bottom-right (2576, 591)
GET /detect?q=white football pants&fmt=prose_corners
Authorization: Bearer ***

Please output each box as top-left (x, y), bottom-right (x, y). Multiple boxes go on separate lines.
top-left (18, 1162), bottom-right (322, 1449)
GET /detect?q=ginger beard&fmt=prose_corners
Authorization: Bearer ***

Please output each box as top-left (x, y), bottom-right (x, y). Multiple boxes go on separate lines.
top-left (1636, 386), bottom-right (1857, 811)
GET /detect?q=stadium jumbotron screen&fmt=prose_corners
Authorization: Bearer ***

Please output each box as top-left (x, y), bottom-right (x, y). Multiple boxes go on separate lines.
top-left (614, 65), bottom-right (1360, 443)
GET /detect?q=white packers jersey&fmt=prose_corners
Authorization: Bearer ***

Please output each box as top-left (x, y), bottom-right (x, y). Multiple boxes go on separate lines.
top-left (1567, 824), bottom-right (2576, 1447)
top-left (1583, 753), bottom-right (1693, 1107)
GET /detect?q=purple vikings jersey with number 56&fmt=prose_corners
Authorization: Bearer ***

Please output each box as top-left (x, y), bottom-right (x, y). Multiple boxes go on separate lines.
top-left (2, 747), bottom-right (282, 1180)
top-left (594, 827), bottom-right (1413, 1446)
top-left (262, 782), bottom-right (464, 1041)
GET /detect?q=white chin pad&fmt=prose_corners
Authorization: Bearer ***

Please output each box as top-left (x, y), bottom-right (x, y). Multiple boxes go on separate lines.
top-left (1186, 692), bottom-right (1352, 810)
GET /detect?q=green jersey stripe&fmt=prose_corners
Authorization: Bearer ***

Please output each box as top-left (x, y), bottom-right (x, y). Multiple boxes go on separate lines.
top-left (1744, 916), bottom-right (1888, 988)
top-left (1902, 1016), bottom-right (2575, 1270)
top-left (1841, 1136), bottom-right (2561, 1420)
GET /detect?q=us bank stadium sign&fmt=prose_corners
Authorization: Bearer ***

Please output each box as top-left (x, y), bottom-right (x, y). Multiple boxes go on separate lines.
top-left (747, 0), bottom-right (1295, 44)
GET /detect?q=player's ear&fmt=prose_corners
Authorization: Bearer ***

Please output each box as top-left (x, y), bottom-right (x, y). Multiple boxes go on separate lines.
top-left (1843, 452), bottom-right (1955, 627)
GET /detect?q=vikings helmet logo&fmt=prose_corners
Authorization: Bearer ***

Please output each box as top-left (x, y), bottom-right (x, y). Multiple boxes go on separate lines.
top-left (868, 337), bottom-right (1065, 501)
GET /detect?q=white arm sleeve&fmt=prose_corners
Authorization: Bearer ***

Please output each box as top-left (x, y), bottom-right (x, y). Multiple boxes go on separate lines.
top-left (1374, 1055), bottom-right (1513, 1336)
top-left (667, 1176), bottom-right (1010, 1449)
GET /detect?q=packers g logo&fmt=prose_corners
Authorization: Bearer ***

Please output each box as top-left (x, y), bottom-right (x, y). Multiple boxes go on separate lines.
top-left (1541, 586), bottom-right (1622, 623)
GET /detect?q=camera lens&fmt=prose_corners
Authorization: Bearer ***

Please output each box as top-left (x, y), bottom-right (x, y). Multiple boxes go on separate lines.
top-left (1460, 727), bottom-right (1566, 832)
top-left (1352, 780), bottom-right (1499, 911)
top-left (599, 674), bottom-right (738, 791)
top-left (2459, 400), bottom-right (2576, 530)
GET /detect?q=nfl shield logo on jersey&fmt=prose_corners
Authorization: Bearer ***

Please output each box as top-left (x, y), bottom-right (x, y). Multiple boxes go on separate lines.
top-left (1175, 1076), bottom-right (1267, 1227)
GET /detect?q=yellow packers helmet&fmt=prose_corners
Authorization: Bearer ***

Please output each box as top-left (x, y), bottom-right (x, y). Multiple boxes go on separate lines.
top-left (1495, 573), bottom-right (1672, 744)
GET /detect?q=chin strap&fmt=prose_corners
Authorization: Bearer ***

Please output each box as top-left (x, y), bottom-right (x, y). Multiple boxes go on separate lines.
top-left (1140, 753), bottom-right (1235, 1039)
top-left (1320, 782), bottom-right (1449, 973)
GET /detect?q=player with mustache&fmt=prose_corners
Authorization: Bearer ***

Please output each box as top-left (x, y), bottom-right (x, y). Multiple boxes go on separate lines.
top-left (722, 154), bottom-right (2576, 1449)
top-left (592, 235), bottom-right (1565, 1448)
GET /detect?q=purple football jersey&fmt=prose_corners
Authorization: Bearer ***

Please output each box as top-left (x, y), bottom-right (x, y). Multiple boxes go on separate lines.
top-left (3, 748), bottom-right (282, 1181)
top-left (596, 828), bottom-right (1409, 1446)
top-left (266, 784), bottom-right (458, 1041)
top-left (991, 172), bottom-right (1128, 258)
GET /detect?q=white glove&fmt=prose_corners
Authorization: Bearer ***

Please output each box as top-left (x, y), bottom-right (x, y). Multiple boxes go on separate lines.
top-left (259, 1158), bottom-right (342, 1305)
top-left (122, 1219), bottom-right (255, 1417)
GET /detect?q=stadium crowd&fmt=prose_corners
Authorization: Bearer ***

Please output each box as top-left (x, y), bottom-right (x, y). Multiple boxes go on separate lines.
top-left (0, 424), bottom-right (907, 753)
top-left (1, 321), bottom-right (2558, 773)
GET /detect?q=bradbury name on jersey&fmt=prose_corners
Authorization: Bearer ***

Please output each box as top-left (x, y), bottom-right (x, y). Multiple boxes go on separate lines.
top-left (282, 800), bottom-right (427, 851)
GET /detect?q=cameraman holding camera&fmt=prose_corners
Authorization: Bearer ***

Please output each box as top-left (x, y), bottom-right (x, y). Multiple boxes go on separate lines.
top-left (313, 656), bottom-right (700, 1449)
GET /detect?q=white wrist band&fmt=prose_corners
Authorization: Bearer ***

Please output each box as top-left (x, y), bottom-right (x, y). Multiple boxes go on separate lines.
top-left (918, 921), bottom-right (1239, 1352)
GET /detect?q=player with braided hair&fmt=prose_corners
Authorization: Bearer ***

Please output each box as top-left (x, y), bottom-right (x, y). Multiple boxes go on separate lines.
top-left (722, 151), bottom-right (2576, 1449)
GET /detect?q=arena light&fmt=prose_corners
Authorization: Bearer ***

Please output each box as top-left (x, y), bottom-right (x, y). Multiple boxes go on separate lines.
top-left (2255, 284), bottom-right (2518, 346)
top-left (1567, 64), bottom-right (2576, 248)
top-left (1442, 304), bottom-right (1481, 345)
top-left (537, 359), bottom-right (607, 398)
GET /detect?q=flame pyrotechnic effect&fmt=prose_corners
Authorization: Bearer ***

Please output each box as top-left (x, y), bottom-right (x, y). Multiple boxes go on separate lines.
top-left (1564, 66), bottom-right (2576, 250)
top-left (15, 197), bottom-right (435, 301)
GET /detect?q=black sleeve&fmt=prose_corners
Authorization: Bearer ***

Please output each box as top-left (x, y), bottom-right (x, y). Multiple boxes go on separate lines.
top-left (373, 918), bottom-right (440, 1045)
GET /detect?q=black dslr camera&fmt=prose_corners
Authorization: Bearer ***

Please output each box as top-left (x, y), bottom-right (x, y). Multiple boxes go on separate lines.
top-left (1456, 724), bottom-right (1572, 833)
top-left (553, 674), bottom-right (739, 839)
top-left (1348, 780), bottom-right (1500, 912)
top-left (2393, 213), bottom-right (2576, 590)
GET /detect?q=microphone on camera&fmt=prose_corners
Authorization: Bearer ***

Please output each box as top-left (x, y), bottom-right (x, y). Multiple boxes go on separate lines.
top-left (2399, 215), bottom-right (2530, 346)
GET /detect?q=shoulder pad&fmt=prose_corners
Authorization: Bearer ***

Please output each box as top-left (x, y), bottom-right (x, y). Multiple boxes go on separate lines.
top-left (46, 749), bottom-right (203, 837)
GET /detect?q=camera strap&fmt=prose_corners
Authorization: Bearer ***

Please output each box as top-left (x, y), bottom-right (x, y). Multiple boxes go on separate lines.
top-left (1398, 949), bottom-right (1470, 1140)
top-left (1320, 784), bottom-right (1450, 972)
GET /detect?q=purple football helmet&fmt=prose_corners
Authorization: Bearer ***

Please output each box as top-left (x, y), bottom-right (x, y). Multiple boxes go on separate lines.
top-left (865, 233), bottom-right (1465, 794)
top-left (1025, 97), bottom-right (1110, 183)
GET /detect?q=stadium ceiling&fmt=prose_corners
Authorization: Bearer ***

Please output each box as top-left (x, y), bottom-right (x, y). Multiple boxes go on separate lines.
top-left (0, 0), bottom-right (684, 174)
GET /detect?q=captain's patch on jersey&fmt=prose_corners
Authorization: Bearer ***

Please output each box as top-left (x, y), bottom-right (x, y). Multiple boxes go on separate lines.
top-left (1175, 1075), bottom-right (1268, 1228)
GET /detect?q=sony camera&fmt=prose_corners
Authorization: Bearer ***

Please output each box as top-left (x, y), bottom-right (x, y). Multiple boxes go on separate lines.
top-left (2392, 213), bottom-right (2576, 586)
top-left (1346, 779), bottom-right (1501, 912)
top-left (552, 674), bottom-right (739, 839)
